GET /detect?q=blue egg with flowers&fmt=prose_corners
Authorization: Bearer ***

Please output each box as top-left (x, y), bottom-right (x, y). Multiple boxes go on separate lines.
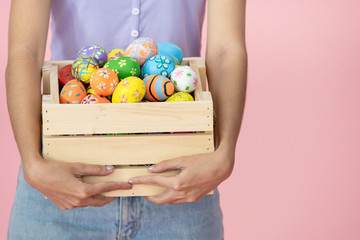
top-left (140, 54), bottom-right (175, 79)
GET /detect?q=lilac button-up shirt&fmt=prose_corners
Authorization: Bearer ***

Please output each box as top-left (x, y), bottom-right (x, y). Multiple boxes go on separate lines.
top-left (50, 0), bottom-right (206, 61)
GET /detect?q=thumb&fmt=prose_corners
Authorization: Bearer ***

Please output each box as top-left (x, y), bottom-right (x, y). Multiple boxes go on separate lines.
top-left (73, 163), bottom-right (115, 177)
top-left (148, 158), bottom-right (183, 173)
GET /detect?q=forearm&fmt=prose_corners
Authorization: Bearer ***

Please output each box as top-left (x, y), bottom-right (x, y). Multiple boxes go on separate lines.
top-left (206, 48), bottom-right (248, 154)
top-left (6, 53), bottom-right (44, 166)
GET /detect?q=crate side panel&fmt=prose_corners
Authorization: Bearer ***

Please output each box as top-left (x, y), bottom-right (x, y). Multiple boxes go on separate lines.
top-left (42, 101), bottom-right (213, 135)
top-left (43, 132), bottom-right (214, 165)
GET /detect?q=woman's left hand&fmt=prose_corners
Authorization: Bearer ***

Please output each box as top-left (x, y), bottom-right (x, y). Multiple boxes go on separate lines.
top-left (128, 146), bottom-right (235, 205)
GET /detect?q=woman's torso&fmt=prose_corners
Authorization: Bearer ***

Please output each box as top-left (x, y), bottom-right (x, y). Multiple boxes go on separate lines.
top-left (50, 0), bottom-right (206, 60)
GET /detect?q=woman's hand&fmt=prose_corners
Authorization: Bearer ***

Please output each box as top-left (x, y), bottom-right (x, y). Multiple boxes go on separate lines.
top-left (22, 156), bottom-right (132, 210)
top-left (128, 145), bottom-right (235, 205)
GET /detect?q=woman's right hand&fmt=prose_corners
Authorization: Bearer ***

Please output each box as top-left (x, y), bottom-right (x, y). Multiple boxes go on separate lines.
top-left (22, 155), bottom-right (131, 210)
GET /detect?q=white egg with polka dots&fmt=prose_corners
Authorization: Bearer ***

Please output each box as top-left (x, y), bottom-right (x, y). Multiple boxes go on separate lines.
top-left (170, 66), bottom-right (199, 93)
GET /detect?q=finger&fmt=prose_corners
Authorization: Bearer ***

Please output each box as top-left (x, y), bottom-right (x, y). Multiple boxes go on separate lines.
top-left (145, 189), bottom-right (178, 205)
top-left (128, 175), bottom-right (176, 188)
top-left (72, 163), bottom-right (115, 177)
top-left (148, 157), bottom-right (184, 173)
top-left (80, 195), bottom-right (117, 207)
top-left (84, 181), bottom-right (132, 197)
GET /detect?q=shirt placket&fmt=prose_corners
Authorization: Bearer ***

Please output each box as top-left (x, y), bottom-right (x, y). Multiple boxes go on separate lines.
top-left (130, 0), bottom-right (140, 39)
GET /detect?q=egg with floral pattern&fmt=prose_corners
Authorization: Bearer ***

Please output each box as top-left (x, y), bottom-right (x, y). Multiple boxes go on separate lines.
top-left (141, 55), bottom-right (175, 79)
top-left (124, 37), bottom-right (158, 66)
top-left (81, 94), bottom-right (111, 104)
top-left (112, 76), bottom-right (145, 103)
top-left (72, 57), bottom-right (99, 84)
top-left (90, 68), bottom-right (119, 97)
top-left (170, 66), bottom-right (199, 93)
top-left (77, 44), bottom-right (107, 67)
top-left (59, 79), bottom-right (87, 104)
top-left (103, 56), bottom-right (140, 80)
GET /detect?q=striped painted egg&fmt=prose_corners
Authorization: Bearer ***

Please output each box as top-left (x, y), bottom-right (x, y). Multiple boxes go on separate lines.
top-left (59, 79), bottom-right (87, 104)
top-left (72, 57), bottom-right (99, 84)
top-left (143, 75), bottom-right (175, 102)
top-left (81, 94), bottom-right (111, 104)
top-left (77, 44), bottom-right (107, 67)
top-left (124, 37), bottom-right (158, 66)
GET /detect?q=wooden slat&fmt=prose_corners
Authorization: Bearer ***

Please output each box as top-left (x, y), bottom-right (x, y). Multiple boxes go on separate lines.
top-left (42, 98), bottom-right (213, 135)
top-left (196, 57), bottom-right (207, 91)
top-left (83, 166), bottom-right (180, 197)
top-left (49, 64), bottom-right (59, 104)
top-left (42, 62), bottom-right (53, 95)
top-left (188, 59), bottom-right (204, 101)
top-left (43, 132), bottom-right (214, 164)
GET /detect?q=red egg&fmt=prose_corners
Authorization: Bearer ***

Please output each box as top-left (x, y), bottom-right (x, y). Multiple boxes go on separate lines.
top-left (58, 64), bottom-right (74, 86)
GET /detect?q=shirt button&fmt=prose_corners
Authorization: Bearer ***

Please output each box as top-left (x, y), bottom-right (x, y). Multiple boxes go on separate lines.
top-left (132, 8), bottom-right (140, 15)
top-left (131, 30), bottom-right (139, 37)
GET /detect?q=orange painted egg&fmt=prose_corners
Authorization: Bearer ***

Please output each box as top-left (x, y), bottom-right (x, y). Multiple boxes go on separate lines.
top-left (81, 94), bottom-right (111, 104)
top-left (124, 37), bottom-right (158, 66)
top-left (59, 79), bottom-right (87, 104)
top-left (90, 68), bottom-right (119, 96)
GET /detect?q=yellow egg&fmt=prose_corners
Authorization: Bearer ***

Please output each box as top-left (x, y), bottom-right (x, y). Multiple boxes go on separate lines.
top-left (108, 49), bottom-right (125, 61)
top-left (166, 92), bottom-right (194, 102)
top-left (86, 85), bottom-right (97, 95)
top-left (112, 76), bottom-right (145, 103)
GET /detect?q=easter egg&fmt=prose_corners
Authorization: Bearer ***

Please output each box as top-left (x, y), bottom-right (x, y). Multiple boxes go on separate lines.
top-left (141, 55), bottom-right (175, 78)
top-left (166, 92), bottom-right (194, 102)
top-left (58, 64), bottom-right (74, 86)
top-left (157, 42), bottom-right (183, 65)
top-left (108, 49), bottom-right (125, 61)
top-left (77, 44), bottom-right (107, 67)
top-left (124, 37), bottom-right (158, 66)
top-left (86, 85), bottom-right (96, 95)
top-left (112, 76), bottom-right (145, 103)
top-left (90, 68), bottom-right (119, 96)
top-left (59, 79), bottom-right (87, 104)
top-left (81, 94), bottom-right (111, 104)
top-left (72, 57), bottom-right (99, 84)
top-left (103, 56), bottom-right (140, 80)
top-left (143, 75), bottom-right (175, 102)
top-left (170, 66), bottom-right (199, 93)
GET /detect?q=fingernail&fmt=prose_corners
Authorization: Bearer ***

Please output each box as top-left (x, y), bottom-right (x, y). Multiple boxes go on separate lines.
top-left (106, 165), bottom-right (114, 171)
top-left (148, 165), bottom-right (155, 171)
top-left (128, 179), bottom-right (133, 184)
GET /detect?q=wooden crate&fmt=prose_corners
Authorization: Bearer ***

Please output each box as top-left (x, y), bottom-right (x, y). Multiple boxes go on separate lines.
top-left (41, 57), bottom-right (214, 197)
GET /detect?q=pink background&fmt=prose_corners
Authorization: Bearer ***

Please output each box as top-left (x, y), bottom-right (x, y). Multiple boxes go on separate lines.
top-left (1, 0), bottom-right (360, 239)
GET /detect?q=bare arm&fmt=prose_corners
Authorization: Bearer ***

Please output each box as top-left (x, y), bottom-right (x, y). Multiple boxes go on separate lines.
top-left (206, 0), bottom-right (247, 161)
top-left (6, 0), bottom-right (50, 165)
top-left (6, 0), bottom-right (131, 210)
top-left (129, 0), bottom-right (247, 204)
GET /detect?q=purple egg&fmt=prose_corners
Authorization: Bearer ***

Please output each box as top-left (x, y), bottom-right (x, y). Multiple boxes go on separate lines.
top-left (77, 44), bottom-right (108, 67)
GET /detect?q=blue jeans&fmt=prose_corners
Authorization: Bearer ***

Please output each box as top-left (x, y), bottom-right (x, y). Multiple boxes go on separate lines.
top-left (8, 164), bottom-right (224, 240)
